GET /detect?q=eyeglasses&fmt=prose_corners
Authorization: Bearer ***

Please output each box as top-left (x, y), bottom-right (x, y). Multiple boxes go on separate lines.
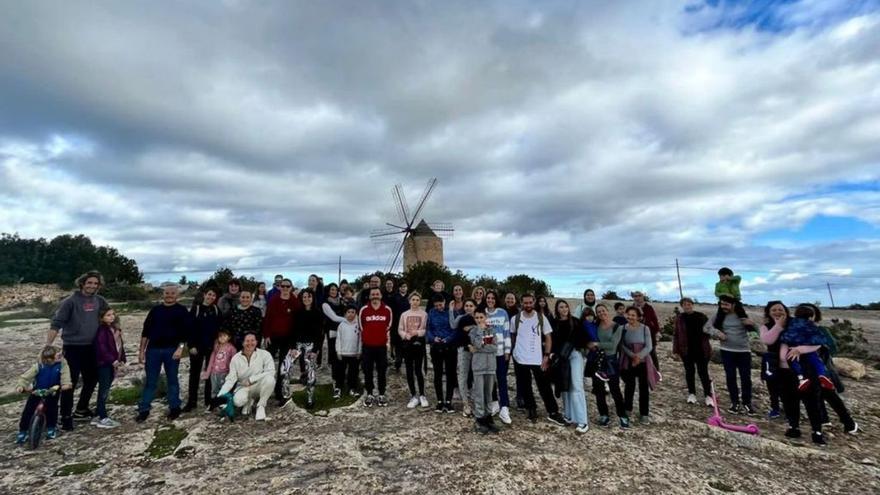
top-left (281, 284), bottom-right (292, 288)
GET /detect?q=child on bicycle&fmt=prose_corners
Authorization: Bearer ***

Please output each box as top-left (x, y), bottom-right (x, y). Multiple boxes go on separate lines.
top-left (93, 307), bottom-right (126, 428)
top-left (16, 345), bottom-right (72, 444)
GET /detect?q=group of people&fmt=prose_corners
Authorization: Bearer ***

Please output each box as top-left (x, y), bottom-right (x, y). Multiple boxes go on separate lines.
top-left (14, 268), bottom-right (858, 445)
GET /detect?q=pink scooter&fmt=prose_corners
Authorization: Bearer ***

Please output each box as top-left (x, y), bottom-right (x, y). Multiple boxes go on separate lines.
top-left (706, 382), bottom-right (760, 435)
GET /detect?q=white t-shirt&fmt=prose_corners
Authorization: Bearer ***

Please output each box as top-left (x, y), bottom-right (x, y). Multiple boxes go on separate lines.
top-left (511, 311), bottom-right (551, 366)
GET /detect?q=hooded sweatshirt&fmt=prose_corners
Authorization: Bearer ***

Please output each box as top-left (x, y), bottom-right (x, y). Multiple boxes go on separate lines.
top-left (323, 305), bottom-right (361, 356)
top-left (51, 291), bottom-right (110, 345)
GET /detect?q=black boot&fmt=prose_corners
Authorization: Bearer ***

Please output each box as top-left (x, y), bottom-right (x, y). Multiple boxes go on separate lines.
top-left (475, 416), bottom-right (490, 435)
top-left (486, 415), bottom-right (500, 434)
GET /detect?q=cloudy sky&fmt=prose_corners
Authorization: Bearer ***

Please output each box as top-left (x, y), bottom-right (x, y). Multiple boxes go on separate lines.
top-left (1, 0), bottom-right (879, 305)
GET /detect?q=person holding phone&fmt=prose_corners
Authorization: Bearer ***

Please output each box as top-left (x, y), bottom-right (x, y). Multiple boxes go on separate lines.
top-left (468, 308), bottom-right (499, 434)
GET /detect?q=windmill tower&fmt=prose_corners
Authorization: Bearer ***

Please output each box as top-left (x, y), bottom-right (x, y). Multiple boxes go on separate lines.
top-left (370, 178), bottom-right (454, 273)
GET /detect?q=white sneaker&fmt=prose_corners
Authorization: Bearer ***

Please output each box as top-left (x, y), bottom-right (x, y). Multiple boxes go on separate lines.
top-left (687, 394), bottom-right (697, 404)
top-left (705, 396), bottom-right (714, 407)
top-left (499, 407), bottom-right (512, 425)
top-left (575, 424), bottom-right (589, 433)
top-left (96, 417), bottom-right (120, 429)
top-left (407, 396), bottom-right (419, 409)
top-left (255, 406), bottom-right (266, 421)
top-left (489, 401), bottom-right (500, 415)
top-left (419, 396), bottom-right (429, 408)
top-left (242, 400), bottom-right (253, 416)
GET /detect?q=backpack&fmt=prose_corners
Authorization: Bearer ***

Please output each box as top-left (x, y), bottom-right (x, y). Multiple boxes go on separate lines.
top-left (513, 311), bottom-right (546, 336)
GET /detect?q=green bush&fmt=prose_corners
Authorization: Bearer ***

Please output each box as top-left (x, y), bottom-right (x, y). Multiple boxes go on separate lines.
top-left (827, 319), bottom-right (869, 358)
top-left (102, 283), bottom-right (151, 302)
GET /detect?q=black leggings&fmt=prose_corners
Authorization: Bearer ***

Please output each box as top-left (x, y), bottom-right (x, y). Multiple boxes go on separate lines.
top-left (430, 345), bottom-right (457, 402)
top-left (593, 375), bottom-right (626, 418)
top-left (337, 356), bottom-right (360, 393)
top-left (622, 363), bottom-right (650, 417)
top-left (60, 344), bottom-right (98, 418)
top-left (682, 354), bottom-right (711, 396)
top-left (779, 368), bottom-right (823, 433)
top-left (186, 351), bottom-right (211, 407)
top-left (404, 342), bottom-right (426, 396)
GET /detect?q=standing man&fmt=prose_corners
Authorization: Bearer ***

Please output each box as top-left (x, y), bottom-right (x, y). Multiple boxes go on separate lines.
top-left (510, 293), bottom-right (565, 425)
top-left (218, 279), bottom-right (242, 316)
top-left (266, 274), bottom-right (284, 303)
top-left (631, 291), bottom-right (661, 371)
top-left (262, 278), bottom-right (302, 405)
top-left (47, 270), bottom-right (109, 430)
top-left (359, 288), bottom-right (393, 407)
top-left (137, 285), bottom-right (191, 422)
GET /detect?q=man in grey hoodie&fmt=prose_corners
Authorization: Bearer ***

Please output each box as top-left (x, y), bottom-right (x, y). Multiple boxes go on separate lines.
top-left (46, 271), bottom-right (110, 430)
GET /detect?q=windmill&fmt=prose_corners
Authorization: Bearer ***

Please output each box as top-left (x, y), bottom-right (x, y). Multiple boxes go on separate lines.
top-left (370, 178), bottom-right (454, 273)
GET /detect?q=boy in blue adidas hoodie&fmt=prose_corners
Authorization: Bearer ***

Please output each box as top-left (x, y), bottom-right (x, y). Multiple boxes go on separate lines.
top-left (15, 346), bottom-right (72, 444)
top-left (427, 296), bottom-right (459, 412)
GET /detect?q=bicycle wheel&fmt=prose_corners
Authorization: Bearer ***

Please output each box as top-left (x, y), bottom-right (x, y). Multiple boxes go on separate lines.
top-left (28, 413), bottom-right (45, 450)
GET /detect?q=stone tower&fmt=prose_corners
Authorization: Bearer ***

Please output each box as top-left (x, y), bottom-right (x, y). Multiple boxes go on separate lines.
top-left (404, 219), bottom-right (444, 270)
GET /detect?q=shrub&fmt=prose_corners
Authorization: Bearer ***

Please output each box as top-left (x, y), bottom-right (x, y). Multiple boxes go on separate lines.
top-left (827, 319), bottom-right (869, 358)
top-left (102, 283), bottom-right (151, 302)
top-left (601, 290), bottom-right (622, 301)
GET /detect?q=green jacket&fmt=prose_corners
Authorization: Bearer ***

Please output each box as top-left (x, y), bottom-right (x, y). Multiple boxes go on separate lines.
top-left (715, 275), bottom-right (742, 300)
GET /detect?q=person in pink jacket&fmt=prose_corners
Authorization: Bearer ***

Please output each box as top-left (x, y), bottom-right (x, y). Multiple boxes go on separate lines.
top-left (201, 329), bottom-right (237, 411)
top-left (399, 292), bottom-right (428, 409)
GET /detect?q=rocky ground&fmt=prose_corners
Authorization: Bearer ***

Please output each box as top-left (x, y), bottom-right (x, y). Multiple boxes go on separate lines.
top-left (0, 302), bottom-right (878, 494)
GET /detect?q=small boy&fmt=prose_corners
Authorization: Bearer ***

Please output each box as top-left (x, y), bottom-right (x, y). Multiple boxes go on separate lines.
top-left (324, 303), bottom-right (362, 398)
top-left (716, 267), bottom-right (748, 319)
top-left (781, 306), bottom-right (836, 392)
top-left (202, 328), bottom-right (236, 411)
top-left (613, 302), bottom-right (628, 326)
top-left (16, 346), bottom-right (72, 444)
top-left (468, 309), bottom-right (499, 435)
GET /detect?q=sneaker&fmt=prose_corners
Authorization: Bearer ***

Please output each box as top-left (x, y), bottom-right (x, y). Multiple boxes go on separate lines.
top-left (620, 417), bottom-right (630, 429)
top-left (499, 407), bottom-right (512, 425)
top-left (333, 388), bottom-right (342, 400)
top-left (444, 402), bottom-right (455, 414)
top-left (90, 416), bottom-right (101, 426)
top-left (181, 403), bottom-right (196, 413)
top-left (73, 408), bottom-right (95, 419)
top-left (767, 409), bottom-right (781, 420)
top-left (639, 415), bottom-right (651, 425)
top-left (364, 395), bottom-right (375, 408)
top-left (515, 397), bottom-right (525, 411)
top-left (598, 415), bottom-right (610, 427)
top-left (743, 404), bottom-right (756, 416)
top-left (818, 375), bottom-right (836, 390)
top-left (46, 428), bottom-right (57, 439)
top-left (811, 431), bottom-right (827, 446)
top-left (462, 403), bottom-right (473, 418)
top-left (657, 371), bottom-right (663, 382)
top-left (96, 417), bottom-right (120, 429)
top-left (547, 412), bottom-right (567, 426)
top-left (306, 398), bottom-right (315, 409)
top-left (485, 417), bottom-right (500, 434)
top-left (435, 403), bottom-right (445, 413)
top-left (135, 411), bottom-right (149, 423)
top-left (575, 424), bottom-right (589, 433)
top-left (686, 394), bottom-right (697, 404)
top-left (705, 396), bottom-right (714, 407)
top-left (407, 396), bottom-right (420, 409)
top-left (349, 390), bottom-right (360, 397)
top-left (15, 431), bottom-right (27, 445)
top-left (61, 417), bottom-right (74, 431)
top-left (167, 408), bottom-right (181, 420)
top-left (562, 415), bottom-right (573, 425)
top-left (489, 401), bottom-right (500, 415)
top-left (475, 418), bottom-right (490, 435)
top-left (798, 378), bottom-right (812, 393)
top-left (527, 409), bottom-right (538, 423)
top-left (784, 427), bottom-right (802, 438)
top-left (241, 401), bottom-right (253, 416)
top-left (255, 406), bottom-right (266, 421)
top-left (846, 422), bottom-right (859, 435)
top-left (419, 396), bottom-right (429, 408)
top-left (377, 395), bottom-right (388, 407)
top-left (595, 371), bottom-right (609, 382)
top-left (728, 403), bottom-right (741, 414)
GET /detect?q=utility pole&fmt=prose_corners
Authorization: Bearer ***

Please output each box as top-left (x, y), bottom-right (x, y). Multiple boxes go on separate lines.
top-left (338, 256), bottom-right (342, 284)
top-left (675, 258), bottom-right (684, 300)
top-left (827, 282), bottom-right (835, 309)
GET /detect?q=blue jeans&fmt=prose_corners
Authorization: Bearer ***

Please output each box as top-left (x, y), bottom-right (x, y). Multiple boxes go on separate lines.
top-left (96, 365), bottom-right (115, 419)
top-left (721, 350), bottom-right (752, 406)
top-left (788, 352), bottom-right (827, 378)
top-left (139, 347), bottom-right (181, 413)
top-left (562, 350), bottom-right (588, 425)
top-left (495, 355), bottom-right (510, 408)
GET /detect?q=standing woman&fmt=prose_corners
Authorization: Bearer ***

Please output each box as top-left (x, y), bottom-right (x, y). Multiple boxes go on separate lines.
top-left (595, 304), bottom-right (626, 427)
top-left (574, 289), bottom-right (598, 320)
top-left (503, 293), bottom-right (519, 318)
top-left (484, 290), bottom-right (512, 424)
top-left (427, 295), bottom-right (457, 412)
top-left (227, 291), bottom-right (263, 349)
top-left (536, 296), bottom-right (552, 319)
top-left (471, 286), bottom-right (486, 309)
top-left (184, 288), bottom-right (221, 412)
top-left (322, 283), bottom-right (344, 397)
top-left (399, 292), bottom-right (429, 408)
top-left (292, 288), bottom-right (323, 408)
top-left (450, 285), bottom-right (465, 315)
top-left (805, 304), bottom-right (858, 433)
top-left (673, 297), bottom-right (713, 407)
top-left (554, 300), bottom-right (589, 433)
top-left (307, 275), bottom-right (326, 367)
top-left (620, 307), bottom-right (659, 425)
top-left (452, 299), bottom-right (477, 417)
top-left (253, 283), bottom-right (268, 317)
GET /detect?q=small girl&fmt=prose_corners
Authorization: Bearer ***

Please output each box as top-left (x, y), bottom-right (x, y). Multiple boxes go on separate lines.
top-left (468, 308), bottom-right (499, 435)
top-left (781, 306), bottom-right (835, 392)
top-left (16, 346), bottom-right (71, 444)
top-left (93, 307), bottom-right (126, 428)
top-left (202, 328), bottom-right (237, 410)
top-left (582, 308), bottom-right (611, 382)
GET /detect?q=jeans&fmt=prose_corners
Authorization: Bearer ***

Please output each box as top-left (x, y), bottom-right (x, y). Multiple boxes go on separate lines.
top-left (562, 350), bottom-right (588, 425)
top-left (19, 394), bottom-right (59, 431)
top-left (186, 350), bottom-right (211, 407)
top-left (622, 362), bottom-right (649, 416)
top-left (267, 336), bottom-right (291, 400)
top-left (403, 341), bottom-right (426, 396)
top-left (720, 350), bottom-right (752, 406)
top-left (593, 374), bottom-right (626, 418)
top-left (96, 365), bottom-right (115, 419)
top-left (362, 345), bottom-right (388, 395)
top-left (138, 347), bottom-right (181, 413)
top-left (513, 361), bottom-right (559, 414)
top-left (788, 352), bottom-right (827, 379)
top-left (495, 355), bottom-right (510, 408)
top-left (682, 353), bottom-right (712, 396)
top-left (60, 344), bottom-right (98, 418)
top-left (430, 345), bottom-right (457, 402)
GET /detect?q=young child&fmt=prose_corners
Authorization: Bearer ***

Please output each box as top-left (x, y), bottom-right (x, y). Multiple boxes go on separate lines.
top-left (16, 346), bottom-right (71, 444)
top-left (93, 307), bottom-right (126, 428)
top-left (324, 303), bottom-right (362, 398)
top-left (582, 308), bottom-right (610, 382)
top-left (613, 303), bottom-right (628, 326)
top-left (715, 267), bottom-right (748, 319)
top-left (780, 306), bottom-right (835, 392)
top-left (201, 328), bottom-right (237, 411)
top-left (468, 308), bottom-right (499, 435)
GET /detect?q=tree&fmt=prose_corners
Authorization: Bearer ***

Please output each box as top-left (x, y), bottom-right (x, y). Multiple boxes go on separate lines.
top-left (178, 275), bottom-right (188, 285)
top-left (501, 274), bottom-right (553, 297)
top-left (200, 267), bottom-right (259, 294)
top-left (402, 261), bottom-right (453, 299)
top-left (601, 290), bottom-right (622, 301)
top-left (471, 274), bottom-right (500, 291)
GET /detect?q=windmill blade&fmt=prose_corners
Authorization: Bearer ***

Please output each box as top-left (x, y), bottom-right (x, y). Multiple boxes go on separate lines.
top-left (427, 222), bottom-right (454, 232)
top-left (392, 184), bottom-right (411, 226)
top-left (388, 232), bottom-right (408, 273)
top-left (409, 178), bottom-right (438, 225)
top-left (370, 227), bottom-right (406, 239)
